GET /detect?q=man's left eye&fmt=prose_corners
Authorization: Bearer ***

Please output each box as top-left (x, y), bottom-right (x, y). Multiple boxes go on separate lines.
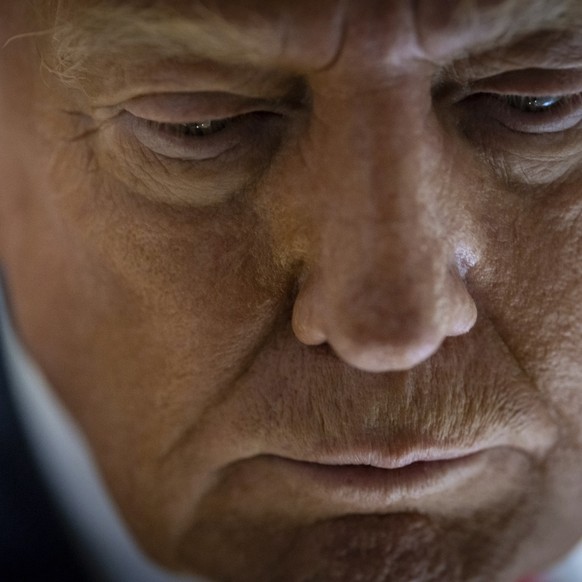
top-left (502, 95), bottom-right (564, 113)
top-left (460, 91), bottom-right (582, 134)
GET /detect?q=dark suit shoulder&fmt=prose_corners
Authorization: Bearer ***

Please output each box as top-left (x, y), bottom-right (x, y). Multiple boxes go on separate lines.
top-left (0, 329), bottom-right (92, 582)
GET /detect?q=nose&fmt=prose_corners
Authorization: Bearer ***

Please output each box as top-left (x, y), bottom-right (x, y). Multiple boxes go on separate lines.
top-left (293, 261), bottom-right (477, 372)
top-left (289, 86), bottom-right (478, 373)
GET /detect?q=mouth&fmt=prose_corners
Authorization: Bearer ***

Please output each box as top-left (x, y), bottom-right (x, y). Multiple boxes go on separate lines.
top-left (291, 445), bottom-right (492, 470)
top-left (248, 446), bottom-right (531, 517)
top-left (272, 450), bottom-right (487, 494)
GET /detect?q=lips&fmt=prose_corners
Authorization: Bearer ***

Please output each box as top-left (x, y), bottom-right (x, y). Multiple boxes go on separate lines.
top-left (259, 448), bottom-right (494, 498)
top-left (285, 444), bottom-right (492, 470)
top-left (279, 449), bottom-right (500, 503)
top-left (230, 446), bottom-right (532, 519)
top-left (260, 410), bottom-right (558, 482)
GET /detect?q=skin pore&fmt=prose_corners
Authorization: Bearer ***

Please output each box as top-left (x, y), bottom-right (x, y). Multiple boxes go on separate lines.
top-left (1, 0), bottom-right (582, 580)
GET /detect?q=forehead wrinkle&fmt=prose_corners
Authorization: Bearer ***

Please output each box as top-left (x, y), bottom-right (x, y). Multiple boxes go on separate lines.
top-left (453, 31), bottom-right (582, 84)
top-left (37, 0), bottom-right (582, 97)
top-left (412, 0), bottom-right (581, 62)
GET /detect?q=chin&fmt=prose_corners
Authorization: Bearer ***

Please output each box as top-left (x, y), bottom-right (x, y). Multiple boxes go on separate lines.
top-left (166, 506), bottom-right (540, 582)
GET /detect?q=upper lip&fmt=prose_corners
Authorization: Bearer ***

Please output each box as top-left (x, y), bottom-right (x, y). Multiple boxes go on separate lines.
top-left (265, 411), bottom-right (559, 471)
top-left (270, 423), bottom-right (557, 470)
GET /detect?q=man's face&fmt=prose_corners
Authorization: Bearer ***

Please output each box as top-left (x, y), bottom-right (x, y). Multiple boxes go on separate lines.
top-left (2, 0), bottom-right (582, 580)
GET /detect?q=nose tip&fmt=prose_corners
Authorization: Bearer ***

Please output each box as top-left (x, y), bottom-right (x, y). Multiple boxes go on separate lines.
top-left (294, 301), bottom-right (446, 372)
top-left (292, 270), bottom-right (478, 373)
top-left (330, 325), bottom-right (445, 372)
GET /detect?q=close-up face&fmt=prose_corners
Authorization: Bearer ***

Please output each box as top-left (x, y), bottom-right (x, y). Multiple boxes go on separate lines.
top-left (1, 0), bottom-right (582, 580)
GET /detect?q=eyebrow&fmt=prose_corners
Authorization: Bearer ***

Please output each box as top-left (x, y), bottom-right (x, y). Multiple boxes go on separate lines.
top-left (44, 3), bottom-right (323, 86)
top-left (43, 0), bottom-right (582, 89)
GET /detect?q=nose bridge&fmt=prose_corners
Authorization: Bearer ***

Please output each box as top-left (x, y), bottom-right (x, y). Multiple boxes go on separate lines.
top-left (290, 83), bottom-right (477, 371)
top-left (322, 206), bottom-right (444, 332)
top-left (317, 83), bottom-right (449, 307)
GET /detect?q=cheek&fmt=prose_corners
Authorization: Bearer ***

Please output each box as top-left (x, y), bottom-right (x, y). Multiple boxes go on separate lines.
top-left (16, 143), bottom-right (303, 547)
top-left (53, 163), bottom-right (290, 400)
top-left (50, 139), bottom-right (283, 323)
top-left (470, 179), bottom-right (582, 419)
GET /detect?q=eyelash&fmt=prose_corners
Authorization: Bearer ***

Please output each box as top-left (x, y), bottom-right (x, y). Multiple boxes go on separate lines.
top-left (144, 93), bottom-right (581, 140)
top-left (501, 95), bottom-right (563, 112)
top-left (145, 116), bottom-right (239, 139)
top-left (462, 92), bottom-right (582, 133)
top-left (123, 86), bottom-right (582, 168)
top-left (127, 111), bottom-right (281, 161)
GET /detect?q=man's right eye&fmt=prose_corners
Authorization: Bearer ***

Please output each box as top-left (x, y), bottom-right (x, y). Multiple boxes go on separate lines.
top-left (125, 111), bottom-right (281, 161)
top-left (151, 118), bottom-right (232, 138)
top-left (97, 99), bottom-right (290, 206)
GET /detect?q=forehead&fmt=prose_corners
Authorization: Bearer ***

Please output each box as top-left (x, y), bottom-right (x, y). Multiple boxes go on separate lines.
top-left (50, 0), bottom-right (579, 71)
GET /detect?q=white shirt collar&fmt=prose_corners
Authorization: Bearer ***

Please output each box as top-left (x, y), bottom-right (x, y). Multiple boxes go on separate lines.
top-left (538, 544), bottom-right (582, 582)
top-left (0, 283), bottom-right (581, 582)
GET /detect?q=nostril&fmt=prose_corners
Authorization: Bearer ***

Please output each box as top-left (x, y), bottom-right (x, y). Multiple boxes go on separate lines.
top-left (449, 298), bottom-right (478, 336)
top-left (292, 315), bottom-right (327, 345)
top-left (291, 271), bottom-right (328, 346)
top-left (437, 272), bottom-right (478, 337)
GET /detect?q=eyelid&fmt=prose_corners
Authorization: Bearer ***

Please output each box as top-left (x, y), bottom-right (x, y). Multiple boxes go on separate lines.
top-left (125, 112), bottom-right (242, 160)
top-left (470, 68), bottom-right (582, 96)
top-left (435, 68), bottom-right (582, 106)
top-left (121, 91), bottom-right (293, 124)
top-left (460, 92), bottom-right (582, 134)
top-left (121, 109), bottom-right (282, 161)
